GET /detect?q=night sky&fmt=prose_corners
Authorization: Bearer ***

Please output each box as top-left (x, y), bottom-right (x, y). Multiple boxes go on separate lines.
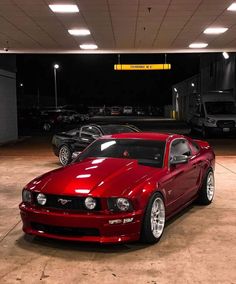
top-left (16, 53), bottom-right (200, 108)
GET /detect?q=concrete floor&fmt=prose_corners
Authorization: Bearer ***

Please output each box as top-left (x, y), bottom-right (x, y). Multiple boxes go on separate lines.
top-left (0, 136), bottom-right (236, 284)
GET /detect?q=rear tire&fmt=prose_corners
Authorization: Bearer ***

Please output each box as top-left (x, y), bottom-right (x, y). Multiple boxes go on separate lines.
top-left (198, 170), bottom-right (215, 205)
top-left (140, 192), bottom-right (165, 244)
top-left (59, 145), bottom-right (72, 166)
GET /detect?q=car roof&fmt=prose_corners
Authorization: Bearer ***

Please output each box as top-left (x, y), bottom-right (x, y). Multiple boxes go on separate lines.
top-left (100, 132), bottom-right (183, 141)
top-left (85, 124), bottom-right (135, 128)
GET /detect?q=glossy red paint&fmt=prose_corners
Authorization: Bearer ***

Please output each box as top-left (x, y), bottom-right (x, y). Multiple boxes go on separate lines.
top-left (19, 133), bottom-right (215, 243)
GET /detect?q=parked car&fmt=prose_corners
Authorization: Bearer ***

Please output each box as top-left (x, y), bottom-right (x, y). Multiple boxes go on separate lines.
top-left (188, 92), bottom-right (236, 137)
top-left (110, 106), bottom-right (121, 116)
top-left (52, 124), bottom-right (140, 166)
top-left (135, 107), bottom-right (146, 116)
top-left (41, 109), bottom-right (87, 131)
top-left (123, 106), bottom-right (133, 115)
top-left (20, 132), bottom-right (215, 244)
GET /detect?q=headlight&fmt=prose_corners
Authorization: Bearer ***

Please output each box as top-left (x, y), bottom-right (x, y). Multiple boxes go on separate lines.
top-left (37, 193), bottom-right (47, 205)
top-left (116, 198), bottom-right (130, 211)
top-left (22, 189), bottom-right (32, 203)
top-left (84, 197), bottom-right (96, 210)
top-left (206, 117), bottom-right (216, 124)
top-left (107, 198), bottom-right (133, 212)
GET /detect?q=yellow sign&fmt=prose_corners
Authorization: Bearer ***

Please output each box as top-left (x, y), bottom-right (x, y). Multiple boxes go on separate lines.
top-left (114, 64), bottom-right (171, 71)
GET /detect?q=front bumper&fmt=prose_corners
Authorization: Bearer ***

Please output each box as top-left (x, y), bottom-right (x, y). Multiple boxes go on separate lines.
top-left (19, 203), bottom-right (143, 243)
top-left (206, 126), bottom-right (236, 135)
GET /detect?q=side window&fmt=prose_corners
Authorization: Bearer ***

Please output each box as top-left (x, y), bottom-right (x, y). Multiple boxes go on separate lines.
top-left (80, 126), bottom-right (101, 138)
top-left (89, 127), bottom-right (101, 136)
top-left (80, 126), bottom-right (90, 135)
top-left (189, 141), bottom-right (200, 155)
top-left (170, 139), bottom-right (191, 161)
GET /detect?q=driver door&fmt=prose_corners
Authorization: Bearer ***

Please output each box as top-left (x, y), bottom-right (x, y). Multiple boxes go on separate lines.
top-left (163, 139), bottom-right (196, 213)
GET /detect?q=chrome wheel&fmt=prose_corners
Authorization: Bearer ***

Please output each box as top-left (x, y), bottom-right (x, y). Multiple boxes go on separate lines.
top-left (59, 146), bottom-right (71, 166)
top-left (206, 172), bottom-right (215, 201)
top-left (150, 197), bottom-right (165, 238)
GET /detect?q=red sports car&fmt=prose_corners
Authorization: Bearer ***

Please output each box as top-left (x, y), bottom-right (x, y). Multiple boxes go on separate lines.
top-left (19, 133), bottom-right (215, 244)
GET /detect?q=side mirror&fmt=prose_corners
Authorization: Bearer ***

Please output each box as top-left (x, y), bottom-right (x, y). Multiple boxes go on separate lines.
top-left (170, 155), bottom-right (188, 165)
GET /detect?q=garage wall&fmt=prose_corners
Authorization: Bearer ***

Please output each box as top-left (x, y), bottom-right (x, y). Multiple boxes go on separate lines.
top-left (200, 53), bottom-right (236, 99)
top-left (0, 69), bottom-right (17, 143)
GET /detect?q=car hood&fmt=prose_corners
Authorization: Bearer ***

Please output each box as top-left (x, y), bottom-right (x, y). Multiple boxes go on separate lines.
top-left (28, 157), bottom-right (163, 197)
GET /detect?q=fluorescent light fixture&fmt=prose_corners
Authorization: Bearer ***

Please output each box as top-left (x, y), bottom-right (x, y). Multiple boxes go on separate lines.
top-left (227, 3), bottom-right (236, 11)
top-left (189, 42), bottom-right (208, 48)
top-left (204, 27), bottom-right (228, 34)
top-left (80, 44), bottom-right (98, 50)
top-left (174, 88), bottom-right (177, 92)
top-left (68, 29), bottom-right (91, 36)
top-left (49, 4), bottom-right (79, 13)
top-left (223, 52), bottom-right (229, 59)
top-left (219, 90), bottom-right (223, 93)
top-left (191, 83), bottom-right (195, 87)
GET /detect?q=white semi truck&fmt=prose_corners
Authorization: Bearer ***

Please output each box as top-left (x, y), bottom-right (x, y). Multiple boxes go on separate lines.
top-left (188, 92), bottom-right (236, 137)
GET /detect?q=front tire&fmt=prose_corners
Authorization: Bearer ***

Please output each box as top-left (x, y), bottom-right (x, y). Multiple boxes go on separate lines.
top-left (198, 170), bottom-right (215, 205)
top-left (141, 192), bottom-right (165, 244)
top-left (59, 145), bottom-right (72, 166)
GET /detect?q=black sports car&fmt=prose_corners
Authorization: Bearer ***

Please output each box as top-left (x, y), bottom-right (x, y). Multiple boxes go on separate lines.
top-left (52, 124), bottom-right (140, 165)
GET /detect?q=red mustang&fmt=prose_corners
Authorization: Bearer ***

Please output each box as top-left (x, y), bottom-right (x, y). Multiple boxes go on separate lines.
top-left (20, 133), bottom-right (215, 244)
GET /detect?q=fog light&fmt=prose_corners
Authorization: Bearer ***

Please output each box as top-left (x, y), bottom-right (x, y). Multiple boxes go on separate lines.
top-left (84, 197), bottom-right (96, 210)
top-left (37, 193), bottom-right (47, 205)
top-left (109, 219), bottom-right (122, 225)
top-left (123, 218), bottom-right (134, 224)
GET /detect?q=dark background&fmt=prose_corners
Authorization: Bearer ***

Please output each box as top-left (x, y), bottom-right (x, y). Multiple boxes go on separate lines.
top-left (16, 53), bottom-right (200, 107)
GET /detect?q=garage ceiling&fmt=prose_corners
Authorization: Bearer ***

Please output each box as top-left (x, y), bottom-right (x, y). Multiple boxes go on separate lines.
top-left (0, 0), bottom-right (236, 53)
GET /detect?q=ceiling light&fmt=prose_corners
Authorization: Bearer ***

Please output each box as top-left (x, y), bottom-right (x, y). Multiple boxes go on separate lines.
top-left (68, 29), bottom-right (91, 36)
top-left (191, 83), bottom-right (195, 87)
top-left (227, 3), bottom-right (236, 11)
top-left (80, 44), bottom-right (98, 50)
top-left (204, 27), bottom-right (228, 34)
top-left (189, 42), bottom-right (208, 48)
top-left (49, 4), bottom-right (79, 13)
top-left (222, 52), bottom-right (229, 59)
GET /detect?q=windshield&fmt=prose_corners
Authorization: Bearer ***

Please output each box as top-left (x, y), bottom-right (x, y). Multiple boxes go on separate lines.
top-left (101, 125), bottom-right (139, 134)
top-left (77, 139), bottom-right (165, 168)
top-left (205, 101), bottom-right (236, 115)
